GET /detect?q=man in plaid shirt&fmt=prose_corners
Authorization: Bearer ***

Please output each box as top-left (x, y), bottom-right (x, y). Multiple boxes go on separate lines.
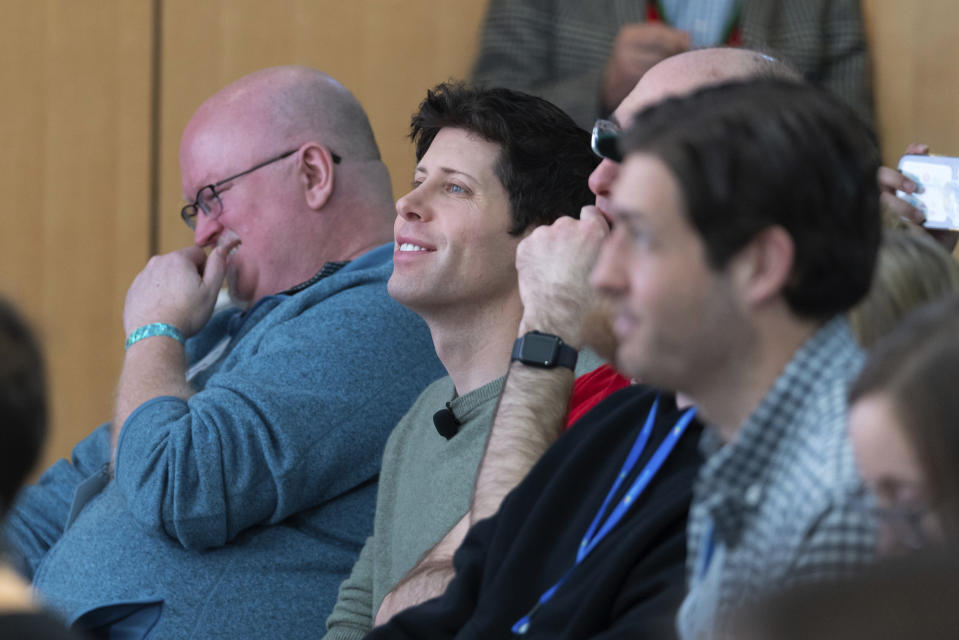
top-left (591, 68), bottom-right (879, 638)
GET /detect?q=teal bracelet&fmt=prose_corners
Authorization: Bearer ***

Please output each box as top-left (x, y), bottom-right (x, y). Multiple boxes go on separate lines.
top-left (125, 323), bottom-right (185, 350)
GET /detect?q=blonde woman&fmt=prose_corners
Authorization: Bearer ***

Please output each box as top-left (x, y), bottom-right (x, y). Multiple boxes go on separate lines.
top-left (849, 229), bottom-right (959, 348)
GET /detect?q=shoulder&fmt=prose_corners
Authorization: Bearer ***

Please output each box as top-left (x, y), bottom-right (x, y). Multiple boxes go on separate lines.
top-left (761, 340), bottom-right (870, 555)
top-left (555, 386), bottom-right (703, 476)
top-left (568, 385), bottom-right (672, 437)
top-left (389, 377), bottom-right (456, 435)
top-left (788, 326), bottom-right (863, 495)
top-left (257, 250), bottom-right (433, 352)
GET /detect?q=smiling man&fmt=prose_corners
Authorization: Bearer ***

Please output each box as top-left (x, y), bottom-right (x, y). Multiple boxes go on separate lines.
top-left (323, 83), bottom-right (604, 640)
top-left (4, 66), bottom-right (445, 639)
top-left (389, 126), bottom-right (531, 337)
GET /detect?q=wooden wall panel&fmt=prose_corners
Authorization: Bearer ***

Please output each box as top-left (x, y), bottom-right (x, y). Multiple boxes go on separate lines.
top-left (0, 1), bottom-right (153, 472)
top-left (863, 0), bottom-right (959, 164)
top-left (157, 0), bottom-right (490, 253)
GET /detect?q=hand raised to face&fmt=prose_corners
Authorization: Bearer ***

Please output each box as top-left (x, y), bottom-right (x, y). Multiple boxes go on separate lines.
top-left (122, 240), bottom-right (240, 339)
top-left (516, 206), bottom-right (611, 348)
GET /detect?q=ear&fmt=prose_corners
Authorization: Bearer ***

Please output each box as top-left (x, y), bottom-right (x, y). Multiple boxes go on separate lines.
top-left (728, 225), bottom-right (795, 308)
top-left (299, 143), bottom-right (336, 210)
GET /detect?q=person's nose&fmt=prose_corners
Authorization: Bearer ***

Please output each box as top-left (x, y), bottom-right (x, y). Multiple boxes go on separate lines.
top-left (588, 158), bottom-right (620, 198)
top-left (193, 210), bottom-right (224, 248)
top-left (395, 185), bottom-right (432, 223)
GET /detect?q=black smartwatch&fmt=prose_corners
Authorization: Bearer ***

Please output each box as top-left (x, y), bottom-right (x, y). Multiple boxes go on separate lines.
top-left (511, 331), bottom-right (578, 370)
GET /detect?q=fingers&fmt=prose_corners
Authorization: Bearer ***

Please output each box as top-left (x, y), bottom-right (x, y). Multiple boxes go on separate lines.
top-left (612, 23), bottom-right (690, 79)
top-left (877, 163), bottom-right (925, 225)
top-left (180, 244), bottom-right (209, 266)
top-left (123, 242), bottom-right (236, 338)
top-left (516, 214), bottom-right (609, 291)
top-left (877, 165), bottom-right (917, 194)
top-left (619, 22), bottom-right (690, 52)
top-left (654, 24), bottom-right (691, 52)
top-left (519, 213), bottom-right (604, 259)
top-left (201, 239), bottom-right (240, 292)
top-left (880, 143), bottom-right (930, 196)
top-left (580, 205), bottom-right (612, 234)
top-left (880, 191), bottom-right (925, 225)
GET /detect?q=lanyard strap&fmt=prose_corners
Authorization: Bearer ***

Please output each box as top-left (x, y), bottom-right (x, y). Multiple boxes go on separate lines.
top-left (580, 395), bottom-right (654, 560)
top-left (512, 395), bottom-right (697, 635)
top-left (696, 519), bottom-right (717, 580)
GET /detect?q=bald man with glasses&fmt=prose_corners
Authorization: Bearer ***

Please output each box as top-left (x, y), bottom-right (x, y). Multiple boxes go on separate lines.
top-left (4, 66), bottom-right (444, 639)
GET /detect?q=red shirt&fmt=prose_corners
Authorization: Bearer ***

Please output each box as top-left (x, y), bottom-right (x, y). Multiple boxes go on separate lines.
top-left (565, 364), bottom-right (632, 430)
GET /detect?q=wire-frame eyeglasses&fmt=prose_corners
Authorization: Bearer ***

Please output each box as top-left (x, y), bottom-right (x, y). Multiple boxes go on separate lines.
top-left (180, 147), bottom-right (342, 230)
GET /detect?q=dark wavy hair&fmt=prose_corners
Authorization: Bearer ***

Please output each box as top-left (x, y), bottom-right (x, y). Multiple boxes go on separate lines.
top-left (409, 81), bottom-right (599, 235)
top-left (620, 78), bottom-right (881, 319)
top-left (0, 298), bottom-right (47, 515)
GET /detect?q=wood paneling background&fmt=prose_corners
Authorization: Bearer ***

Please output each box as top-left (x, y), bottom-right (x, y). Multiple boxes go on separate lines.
top-left (0, 1), bottom-right (153, 473)
top-left (2, 0), bottom-right (958, 472)
top-left (863, 0), bottom-right (959, 164)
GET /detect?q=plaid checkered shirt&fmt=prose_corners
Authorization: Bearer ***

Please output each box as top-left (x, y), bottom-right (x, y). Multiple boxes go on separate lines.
top-left (676, 317), bottom-right (876, 640)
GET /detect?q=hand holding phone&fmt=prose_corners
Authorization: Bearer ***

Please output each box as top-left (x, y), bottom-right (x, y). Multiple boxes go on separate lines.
top-left (897, 154), bottom-right (959, 231)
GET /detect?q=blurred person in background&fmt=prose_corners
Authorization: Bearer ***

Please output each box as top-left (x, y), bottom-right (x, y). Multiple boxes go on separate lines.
top-left (849, 229), bottom-right (959, 348)
top-left (0, 298), bottom-right (88, 639)
top-left (730, 547), bottom-right (959, 640)
top-left (849, 292), bottom-right (959, 554)
top-left (472, 0), bottom-right (873, 129)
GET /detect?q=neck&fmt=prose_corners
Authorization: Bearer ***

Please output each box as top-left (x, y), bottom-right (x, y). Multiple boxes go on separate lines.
top-left (323, 213), bottom-right (394, 263)
top-left (320, 168), bottom-right (396, 263)
top-left (329, 163), bottom-right (396, 262)
top-left (690, 312), bottom-right (821, 443)
top-left (424, 293), bottom-right (525, 396)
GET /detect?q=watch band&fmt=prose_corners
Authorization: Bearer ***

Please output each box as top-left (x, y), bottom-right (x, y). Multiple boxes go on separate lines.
top-left (511, 331), bottom-right (578, 370)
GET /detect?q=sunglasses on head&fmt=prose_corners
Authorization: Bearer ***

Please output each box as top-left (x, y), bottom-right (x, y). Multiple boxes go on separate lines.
top-left (591, 119), bottom-right (623, 162)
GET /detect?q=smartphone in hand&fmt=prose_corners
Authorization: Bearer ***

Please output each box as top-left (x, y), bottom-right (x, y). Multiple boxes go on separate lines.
top-left (897, 154), bottom-right (959, 230)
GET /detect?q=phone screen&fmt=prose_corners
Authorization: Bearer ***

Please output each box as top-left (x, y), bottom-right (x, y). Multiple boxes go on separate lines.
top-left (897, 154), bottom-right (959, 230)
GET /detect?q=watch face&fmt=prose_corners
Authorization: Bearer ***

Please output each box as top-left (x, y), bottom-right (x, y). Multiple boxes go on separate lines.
top-left (522, 333), bottom-right (559, 366)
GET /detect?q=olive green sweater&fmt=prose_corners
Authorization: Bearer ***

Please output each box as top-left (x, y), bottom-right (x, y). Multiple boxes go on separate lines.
top-left (324, 351), bottom-right (602, 640)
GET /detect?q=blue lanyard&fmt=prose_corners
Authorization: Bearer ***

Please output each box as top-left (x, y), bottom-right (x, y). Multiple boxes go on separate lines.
top-left (697, 519), bottom-right (717, 580)
top-left (511, 395), bottom-right (697, 635)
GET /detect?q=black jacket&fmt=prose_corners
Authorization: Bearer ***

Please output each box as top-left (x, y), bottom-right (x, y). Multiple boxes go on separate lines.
top-left (368, 385), bottom-right (704, 639)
